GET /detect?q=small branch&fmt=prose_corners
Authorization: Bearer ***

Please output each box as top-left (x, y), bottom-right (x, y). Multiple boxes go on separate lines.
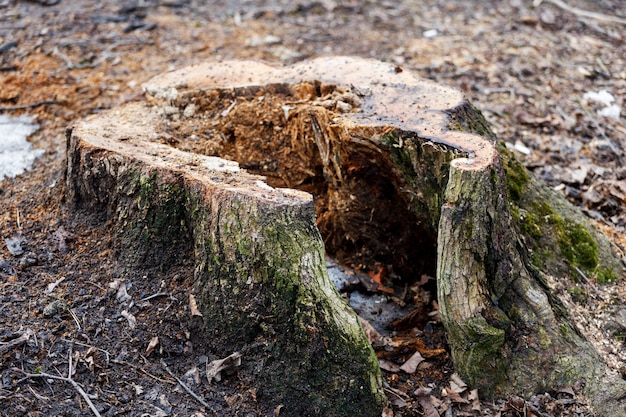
top-left (160, 359), bottom-right (212, 410)
top-left (52, 46), bottom-right (75, 69)
top-left (68, 341), bottom-right (74, 378)
top-left (536, 0), bottom-right (626, 25)
top-left (13, 368), bottom-right (102, 417)
top-left (68, 309), bottom-right (82, 331)
top-left (0, 100), bottom-right (57, 111)
top-left (138, 292), bottom-right (172, 303)
top-left (574, 266), bottom-right (598, 293)
top-left (0, 329), bottom-right (34, 354)
top-left (111, 359), bottom-right (175, 385)
top-left (60, 339), bottom-right (111, 366)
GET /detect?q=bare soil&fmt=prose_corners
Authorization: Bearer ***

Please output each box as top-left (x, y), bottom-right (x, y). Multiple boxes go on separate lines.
top-left (1, 1), bottom-right (625, 416)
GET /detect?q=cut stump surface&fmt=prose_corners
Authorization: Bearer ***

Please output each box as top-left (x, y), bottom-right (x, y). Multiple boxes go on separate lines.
top-left (67, 56), bottom-right (625, 416)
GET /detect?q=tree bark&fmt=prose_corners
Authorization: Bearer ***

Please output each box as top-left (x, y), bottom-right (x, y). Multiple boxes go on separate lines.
top-left (66, 104), bottom-right (385, 417)
top-left (67, 56), bottom-right (626, 416)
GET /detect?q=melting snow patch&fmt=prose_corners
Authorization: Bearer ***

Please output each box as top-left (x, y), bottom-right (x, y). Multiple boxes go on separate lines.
top-left (583, 90), bottom-right (614, 106)
top-left (0, 114), bottom-right (43, 180)
top-left (597, 105), bottom-right (621, 120)
top-left (583, 90), bottom-right (622, 120)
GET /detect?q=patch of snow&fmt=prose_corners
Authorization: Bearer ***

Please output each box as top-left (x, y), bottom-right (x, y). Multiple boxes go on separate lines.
top-left (0, 114), bottom-right (43, 180)
top-left (583, 90), bottom-right (621, 120)
top-left (583, 90), bottom-right (615, 106)
top-left (514, 140), bottom-right (531, 155)
top-left (597, 104), bottom-right (621, 120)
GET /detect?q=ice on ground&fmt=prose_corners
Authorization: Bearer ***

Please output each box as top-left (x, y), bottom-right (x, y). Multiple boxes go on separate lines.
top-left (0, 114), bottom-right (43, 180)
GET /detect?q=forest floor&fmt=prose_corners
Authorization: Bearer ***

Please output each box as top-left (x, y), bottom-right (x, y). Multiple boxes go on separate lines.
top-left (0, 0), bottom-right (625, 416)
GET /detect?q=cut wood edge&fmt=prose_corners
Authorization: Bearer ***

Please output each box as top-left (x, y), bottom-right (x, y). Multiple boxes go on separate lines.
top-left (142, 56), bottom-right (498, 171)
top-left (68, 103), bottom-right (312, 207)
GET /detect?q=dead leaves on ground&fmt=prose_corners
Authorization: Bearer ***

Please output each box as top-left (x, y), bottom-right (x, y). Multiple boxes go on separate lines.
top-left (406, 374), bottom-right (481, 417)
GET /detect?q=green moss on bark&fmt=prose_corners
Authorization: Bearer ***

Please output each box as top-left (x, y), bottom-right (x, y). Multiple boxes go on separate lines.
top-left (498, 142), bottom-right (621, 283)
top-left (188, 193), bottom-right (385, 417)
top-left (116, 168), bottom-right (192, 268)
top-left (447, 316), bottom-right (508, 392)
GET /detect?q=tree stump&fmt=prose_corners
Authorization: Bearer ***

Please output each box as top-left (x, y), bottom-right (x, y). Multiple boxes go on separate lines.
top-left (66, 56), bottom-right (626, 416)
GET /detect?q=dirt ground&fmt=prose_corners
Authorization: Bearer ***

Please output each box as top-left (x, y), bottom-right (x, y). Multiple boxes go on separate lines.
top-left (1, 0), bottom-right (625, 416)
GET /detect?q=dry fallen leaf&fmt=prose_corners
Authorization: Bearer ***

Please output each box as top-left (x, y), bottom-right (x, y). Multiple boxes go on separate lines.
top-left (557, 386), bottom-right (575, 397)
top-left (378, 359), bottom-right (400, 374)
top-left (399, 351), bottom-right (424, 374)
top-left (189, 293), bottom-right (202, 317)
top-left (414, 388), bottom-right (440, 417)
top-left (145, 336), bottom-right (159, 357)
top-left (442, 387), bottom-right (468, 404)
top-left (184, 366), bottom-right (201, 385)
top-left (359, 315), bottom-right (384, 345)
top-left (108, 279), bottom-right (122, 290)
top-left (450, 372), bottom-right (467, 391)
top-left (206, 352), bottom-right (242, 383)
top-left (468, 388), bottom-right (481, 411)
top-left (384, 386), bottom-right (408, 408)
top-left (379, 359), bottom-right (401, 373)
top-left (120, 310), bottom-right (136, 329)
top-left (116, 284), bottom-right (132, 304)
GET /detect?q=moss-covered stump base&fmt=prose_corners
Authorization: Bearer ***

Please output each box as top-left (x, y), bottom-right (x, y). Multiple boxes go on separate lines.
top-left (67, 56), bottom-right (625, 416)
top-left (66, 103), bottom-right (383, 416)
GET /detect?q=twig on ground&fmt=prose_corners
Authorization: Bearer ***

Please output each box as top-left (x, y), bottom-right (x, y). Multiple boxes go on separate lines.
top-left (0, 100), bottom-right (57, 111)
top-left (13, 367), bottom-right (102, 417)
top-left (535, 0), bottom-right (626, 25)
top-left (575, 266), bottom-right (598, 293)
top-left (0, 329), bottom-right (34, 354)
top-left (13, 339), bottom-right (102, 414)
top-left (52, 46), bottom-right (75, 68)
top-left (60, 339), bottom-right (111, 366)
top-left (68, 309), bottom-right (82, 331)
top-left (111, 359), bottom-right (175, 385)
top-left (68, 341), bottom-right (75, 378)
top-left (160, 359), bottom-right (213, 410)
top-left (27, 385), bottom-right (50, 401)
top-left (138, 292), bottom-right (173, 303)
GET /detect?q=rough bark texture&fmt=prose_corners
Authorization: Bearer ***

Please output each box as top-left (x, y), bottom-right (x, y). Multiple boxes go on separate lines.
top-left (67, 56), bottom-right (626, 416)
top-left (66, 103), bottom-right (385, 417)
